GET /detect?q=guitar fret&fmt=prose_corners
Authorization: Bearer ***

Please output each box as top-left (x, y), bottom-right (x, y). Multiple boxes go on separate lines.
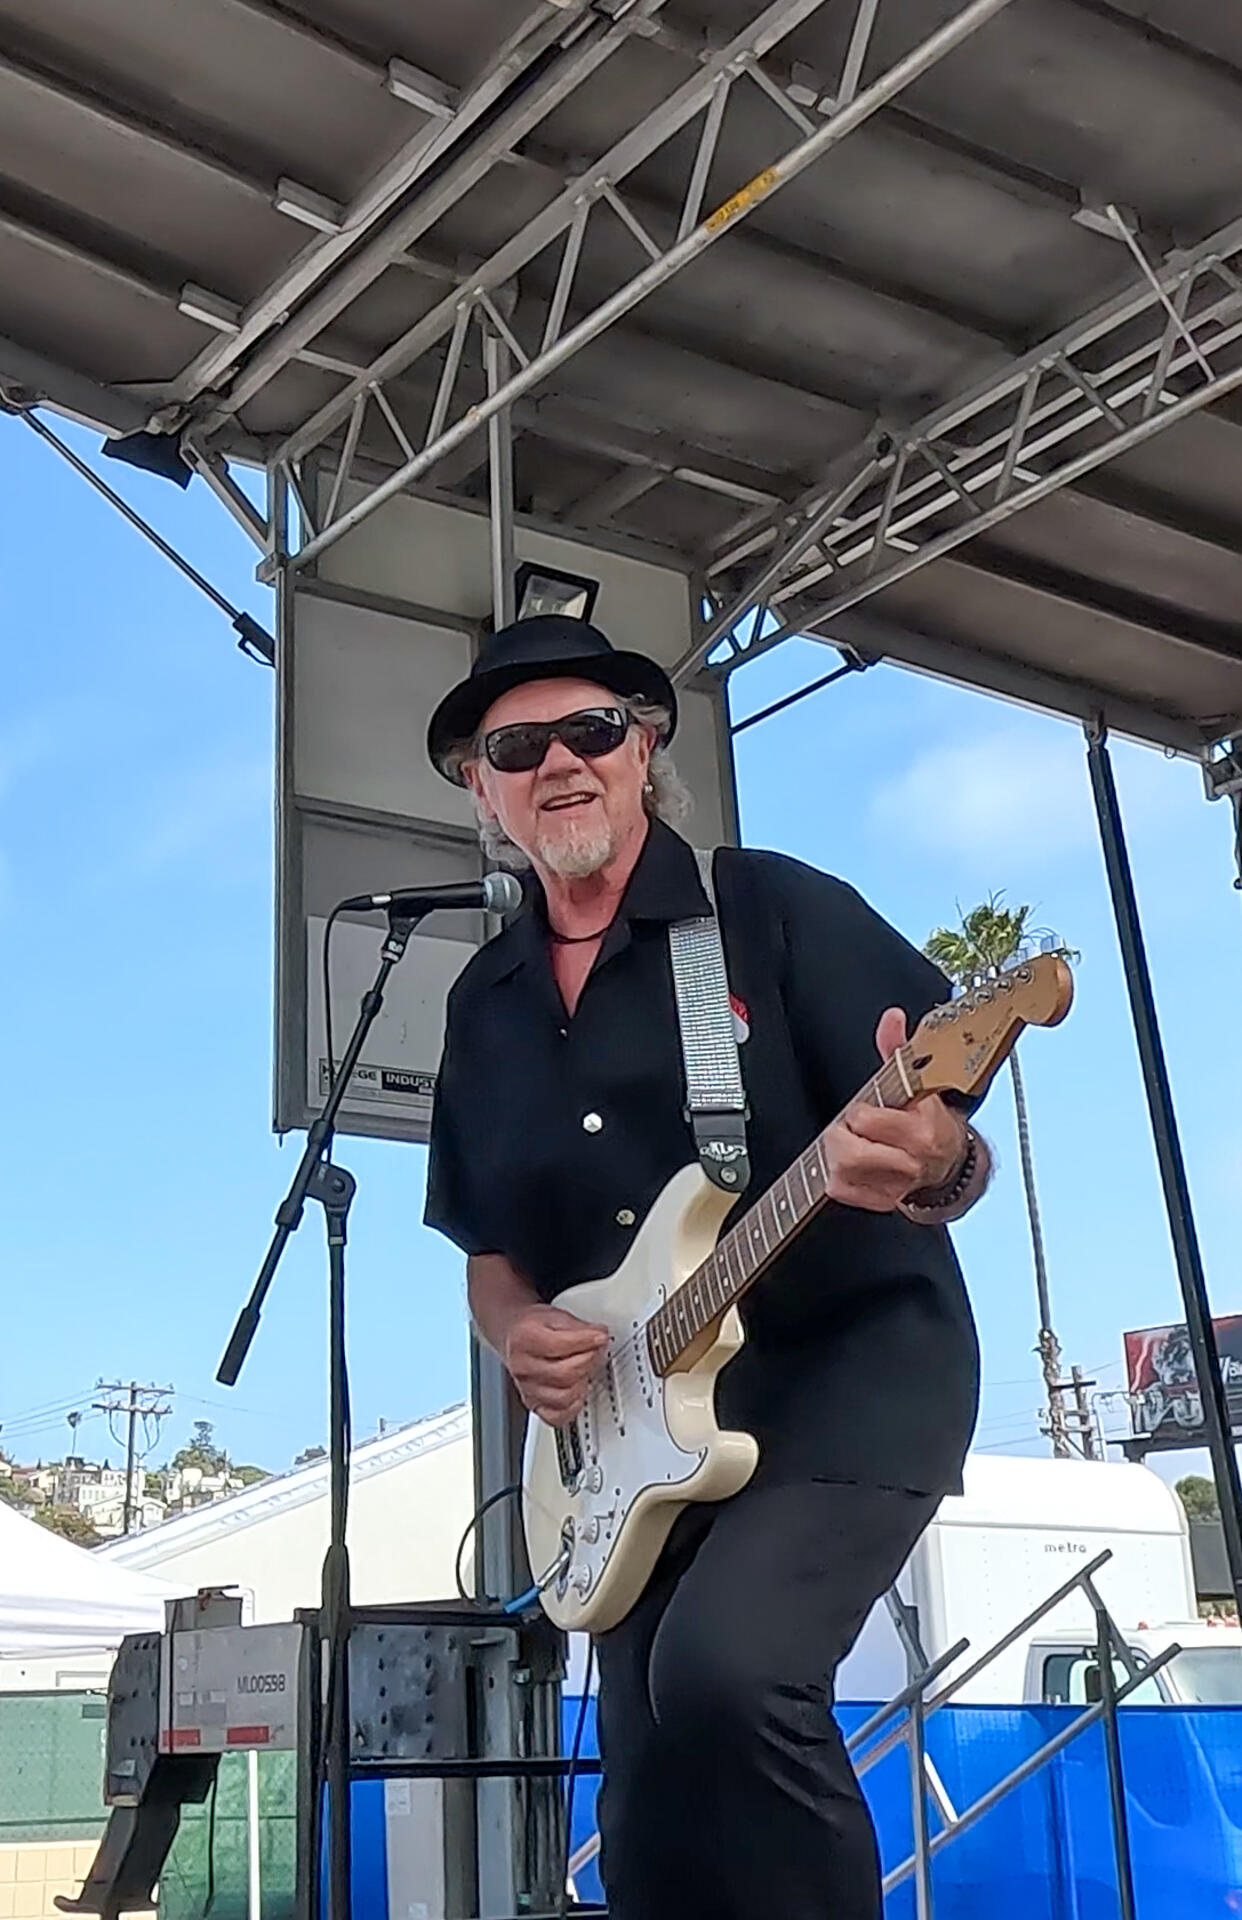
top-left (776, 1171), bottom-right (794, 1230)
top-left (637, 951), bottom-right (1040, 1378)
top-left (718, 1235), bottom-right (736, 1300)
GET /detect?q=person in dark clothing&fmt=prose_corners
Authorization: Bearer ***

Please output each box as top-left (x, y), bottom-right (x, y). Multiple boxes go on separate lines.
top-left (423, 615), bottom-right (991, 1920)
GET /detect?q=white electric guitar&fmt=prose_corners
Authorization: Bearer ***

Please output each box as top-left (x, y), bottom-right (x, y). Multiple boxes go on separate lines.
top-left (521, 952), bottom-right (1073, 1633)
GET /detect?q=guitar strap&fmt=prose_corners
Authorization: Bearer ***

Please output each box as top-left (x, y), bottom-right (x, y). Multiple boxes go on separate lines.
top-left (667, 847), bottom-right (751, 1195)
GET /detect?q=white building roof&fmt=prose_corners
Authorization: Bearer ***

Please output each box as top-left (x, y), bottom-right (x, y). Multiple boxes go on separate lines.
top-left (98, 1403), bottom-right (468, 1570)
top-left (95, 1404), bottom-right (474, 1624)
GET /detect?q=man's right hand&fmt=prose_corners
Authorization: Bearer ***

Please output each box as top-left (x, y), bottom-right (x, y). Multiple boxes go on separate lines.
top-left (502, 1304), bottom-right (609, 1427)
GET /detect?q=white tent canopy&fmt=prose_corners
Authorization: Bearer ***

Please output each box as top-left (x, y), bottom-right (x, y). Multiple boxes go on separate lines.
top-left (0, 1501), bottom-right (176, 1659)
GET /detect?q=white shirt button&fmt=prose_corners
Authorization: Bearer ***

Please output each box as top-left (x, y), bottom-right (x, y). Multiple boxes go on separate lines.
top-left (616, 1208), bottom-right (635, 1227)
top-left (582, 1112), bottom-right (603, 1134)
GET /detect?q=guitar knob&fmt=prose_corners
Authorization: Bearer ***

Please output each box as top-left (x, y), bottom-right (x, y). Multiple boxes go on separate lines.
top-left (580, 1517), bottom-right (600, 1544)
top-left (570, 1563), bottom-right (593, 1596)
top-left (586, 1466), bottom-right (604, 1494)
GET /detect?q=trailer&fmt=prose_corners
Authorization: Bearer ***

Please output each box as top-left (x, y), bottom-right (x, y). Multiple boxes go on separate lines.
top-left (840, 1453), bottom-right (1242, 1706)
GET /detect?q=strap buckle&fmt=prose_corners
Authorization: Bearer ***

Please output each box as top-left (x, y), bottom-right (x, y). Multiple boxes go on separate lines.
top-left (687, 1107), bottom-right (751, 1193)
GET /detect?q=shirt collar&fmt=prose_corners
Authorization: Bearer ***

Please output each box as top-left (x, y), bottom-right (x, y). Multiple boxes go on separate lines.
top-left (611, 818), bottom-right (711, 925)
top-left (467, 820), bottom-right (711, 987)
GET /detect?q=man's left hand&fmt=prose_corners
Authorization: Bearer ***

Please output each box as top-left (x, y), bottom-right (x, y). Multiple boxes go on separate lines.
top-left (820, 1008), bottom-right (967, 1213)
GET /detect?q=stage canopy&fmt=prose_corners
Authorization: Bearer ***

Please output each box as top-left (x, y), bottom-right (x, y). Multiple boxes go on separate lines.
top-left (0, 0), bottom-right (1241, 770)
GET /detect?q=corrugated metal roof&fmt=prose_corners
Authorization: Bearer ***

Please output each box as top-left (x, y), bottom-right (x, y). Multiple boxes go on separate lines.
top-left (1, 0), bottom-right (1241, 751)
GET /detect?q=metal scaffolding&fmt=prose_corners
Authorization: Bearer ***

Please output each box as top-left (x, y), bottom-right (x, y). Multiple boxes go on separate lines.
top-left (189, 0), bottom-right (1024, 567)
top-left (681, 211), bottom-right (1242, 679)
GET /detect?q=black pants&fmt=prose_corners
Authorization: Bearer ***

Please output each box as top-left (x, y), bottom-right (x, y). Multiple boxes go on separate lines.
top-left (592, 1478), bottom-right (940, 1920)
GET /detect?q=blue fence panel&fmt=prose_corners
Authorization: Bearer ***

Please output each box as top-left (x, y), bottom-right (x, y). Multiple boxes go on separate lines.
top-left (563, 1698), bottom-right (1242, 1916)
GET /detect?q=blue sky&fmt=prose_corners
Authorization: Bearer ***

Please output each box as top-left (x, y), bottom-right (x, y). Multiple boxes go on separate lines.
top-left (3, 411), bottom-right (1240, 1488)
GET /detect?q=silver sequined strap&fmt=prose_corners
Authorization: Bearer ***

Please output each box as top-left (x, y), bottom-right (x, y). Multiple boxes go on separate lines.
top-left (667, 848), bottom-right (750, 1194)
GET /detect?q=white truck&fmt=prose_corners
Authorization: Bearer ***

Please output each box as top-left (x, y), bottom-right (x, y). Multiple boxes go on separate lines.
top-left (837, 1451), bottom-right (1242, 1705)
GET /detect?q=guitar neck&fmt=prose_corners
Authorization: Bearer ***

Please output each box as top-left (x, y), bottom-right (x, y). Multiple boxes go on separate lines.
top-left (646, 1042), bottom-right (926, 1376)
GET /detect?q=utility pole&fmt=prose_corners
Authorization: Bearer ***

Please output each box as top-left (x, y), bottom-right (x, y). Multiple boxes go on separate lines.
top-left (93, 1383), bottom-right (173, 1534)
top-left (1010, 1047), bottom-right (1072, 1459)
top-left (1071, 1366), bottom-right (1101, 1461)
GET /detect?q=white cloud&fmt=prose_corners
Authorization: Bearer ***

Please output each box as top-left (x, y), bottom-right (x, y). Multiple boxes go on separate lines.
top-left (870, 731), bottom-right (1093, 861)
top-left (869, 727), bottom-right (1171, 864)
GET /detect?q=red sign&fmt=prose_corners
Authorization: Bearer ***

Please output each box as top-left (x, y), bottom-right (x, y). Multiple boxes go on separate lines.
top-left (1124, 1315), bottom-right (1242, 1450)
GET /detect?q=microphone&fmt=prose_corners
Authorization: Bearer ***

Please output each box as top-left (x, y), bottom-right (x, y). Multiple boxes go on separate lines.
top-left (336, 871), bottom-right (523, 917)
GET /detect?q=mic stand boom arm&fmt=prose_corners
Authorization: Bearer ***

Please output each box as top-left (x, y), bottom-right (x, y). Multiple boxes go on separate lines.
top-left (216, 908), bottom-right (425, 1920)
top-left (217, 910), bottom-right (421, 1385)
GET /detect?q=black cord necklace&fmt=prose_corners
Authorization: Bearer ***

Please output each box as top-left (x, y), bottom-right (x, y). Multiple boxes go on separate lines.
top-left (547, 921), bottom-right (613, 945)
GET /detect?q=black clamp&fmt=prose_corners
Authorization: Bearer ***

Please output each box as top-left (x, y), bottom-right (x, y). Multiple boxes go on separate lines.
top-left (688, 1106), bottom-right (751, 1194)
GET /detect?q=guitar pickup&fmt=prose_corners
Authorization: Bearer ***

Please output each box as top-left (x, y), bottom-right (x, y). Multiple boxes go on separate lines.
top-left (555, 1418), bottom-right (585, 1491)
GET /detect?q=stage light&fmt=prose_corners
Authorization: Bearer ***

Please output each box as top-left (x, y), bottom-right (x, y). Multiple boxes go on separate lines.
top-left (100, 430), bottom-right (191, 489)
top-left (514, 561), bottom-right (600, 623)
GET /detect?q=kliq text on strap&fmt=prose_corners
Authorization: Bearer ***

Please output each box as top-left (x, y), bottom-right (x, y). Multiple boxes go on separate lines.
top-left (667, 848), bottom-right (751, 1195)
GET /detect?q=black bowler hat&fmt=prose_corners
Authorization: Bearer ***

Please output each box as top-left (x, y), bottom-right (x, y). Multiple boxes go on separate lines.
top-left (427, 614), bottom-right (678, 784)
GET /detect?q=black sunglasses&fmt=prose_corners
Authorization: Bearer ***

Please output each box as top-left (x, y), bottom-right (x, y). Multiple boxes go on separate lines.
top-left (482, 705), bottom-right (631, 774)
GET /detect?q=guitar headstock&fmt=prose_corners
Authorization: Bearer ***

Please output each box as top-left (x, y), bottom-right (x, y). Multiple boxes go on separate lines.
top-left (908, 953), bottom-right (1073, 1102)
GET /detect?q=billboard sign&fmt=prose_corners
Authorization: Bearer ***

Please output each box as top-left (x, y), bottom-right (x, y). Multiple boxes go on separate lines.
top-left (1124, 1316), bottom-right (1242, 1450)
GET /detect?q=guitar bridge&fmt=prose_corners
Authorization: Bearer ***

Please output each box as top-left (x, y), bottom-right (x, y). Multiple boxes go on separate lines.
top-left (555, 1417), bottom-right (585, 1491)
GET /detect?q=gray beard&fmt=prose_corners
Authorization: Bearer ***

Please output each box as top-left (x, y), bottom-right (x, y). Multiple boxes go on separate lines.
top-left (532, 814), bottom-right (616, 879)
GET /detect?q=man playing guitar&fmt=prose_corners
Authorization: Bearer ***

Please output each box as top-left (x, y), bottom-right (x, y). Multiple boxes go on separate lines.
top-left (424, 613), bottom-right (991, 1920)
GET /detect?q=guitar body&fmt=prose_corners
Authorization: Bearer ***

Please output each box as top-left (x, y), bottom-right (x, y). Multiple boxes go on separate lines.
top-left (521, 1162), bottom-right (760, 1634)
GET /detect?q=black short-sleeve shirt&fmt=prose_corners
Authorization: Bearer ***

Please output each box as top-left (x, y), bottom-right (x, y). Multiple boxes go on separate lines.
top-left (424, 820), bottom-right (980, 1496)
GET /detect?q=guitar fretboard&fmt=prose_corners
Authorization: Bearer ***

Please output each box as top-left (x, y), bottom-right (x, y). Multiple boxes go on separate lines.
top-left (646, 1041), bottom-right (924, 1375)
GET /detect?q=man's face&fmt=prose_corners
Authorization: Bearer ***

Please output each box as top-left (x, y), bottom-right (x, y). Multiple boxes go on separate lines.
top-left (465, 676), bottom-right (653, 879)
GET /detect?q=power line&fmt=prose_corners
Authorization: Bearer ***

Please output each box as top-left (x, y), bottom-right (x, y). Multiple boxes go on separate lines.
top-left (0, 1409), bottom-right (104, 1451)
top-left (0, 1389), bottom-right (104, 1436)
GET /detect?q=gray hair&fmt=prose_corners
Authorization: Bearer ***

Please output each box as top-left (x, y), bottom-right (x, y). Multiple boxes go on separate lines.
top-left (447, 695), bottom-right (692, 870)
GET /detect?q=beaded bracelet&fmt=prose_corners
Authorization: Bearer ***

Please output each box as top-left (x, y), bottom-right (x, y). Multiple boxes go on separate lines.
top-left (898, 1126), bottom-right (987, 1224)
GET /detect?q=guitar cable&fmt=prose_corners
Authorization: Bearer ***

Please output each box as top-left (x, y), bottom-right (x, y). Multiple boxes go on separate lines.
top-left (454, 1492), bottom-right (598, 1914)
top-left (454, 1482), bottom-right (523, 1603)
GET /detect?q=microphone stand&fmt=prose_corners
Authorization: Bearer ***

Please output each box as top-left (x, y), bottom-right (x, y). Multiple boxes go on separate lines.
top-left (217, 907), bottom-right (426, 1920)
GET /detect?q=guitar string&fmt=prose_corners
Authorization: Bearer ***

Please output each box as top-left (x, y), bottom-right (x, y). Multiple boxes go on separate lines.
top-left (576, 1044), bottom-right (921, 1423)
top-left (569, 983), bottom-right (1033, 1456)
top-left (650, 1046), bottom-right (917, 1365)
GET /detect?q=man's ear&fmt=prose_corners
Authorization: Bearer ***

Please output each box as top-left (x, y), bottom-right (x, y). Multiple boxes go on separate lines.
top-left (462, 759), bottom-right (495, 822)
